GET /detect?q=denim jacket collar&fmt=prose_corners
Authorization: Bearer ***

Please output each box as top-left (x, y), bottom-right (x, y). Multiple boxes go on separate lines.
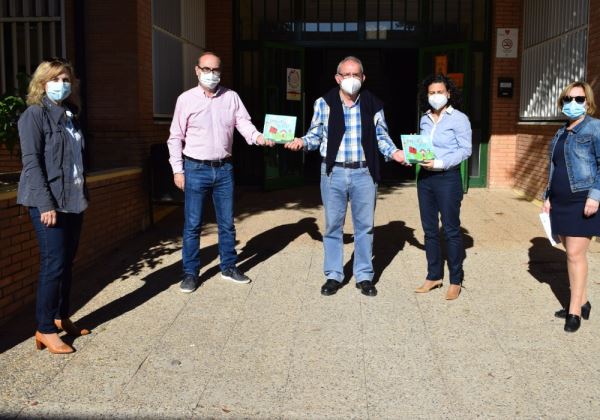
top-left (565, 114), bottom-right (591, 134)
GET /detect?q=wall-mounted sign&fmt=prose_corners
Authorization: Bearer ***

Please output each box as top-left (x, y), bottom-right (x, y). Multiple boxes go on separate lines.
top-left (286, 68), bottom-right (301, 101)
top-left (434, 55), bottom-right (448, 75)
top-left (447, 73), bottom-right (464, 89)
top-left (496, 28), bottom-right (518, 58)
top-left (498, 77), bottom-right (514, 98)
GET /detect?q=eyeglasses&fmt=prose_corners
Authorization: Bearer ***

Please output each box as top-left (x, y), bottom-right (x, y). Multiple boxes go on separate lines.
top-left (562, 95), bottom-right (586, 104)
top-left (198, 66), bottom-right (221, 76)
top-left (338, 72), bottom-right (362, 79)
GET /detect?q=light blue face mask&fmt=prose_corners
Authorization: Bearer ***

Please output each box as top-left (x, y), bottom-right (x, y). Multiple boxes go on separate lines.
top-left (562, 100), bottom-right (586, 120)
top-left (46, 81), bottom-right (71, 102)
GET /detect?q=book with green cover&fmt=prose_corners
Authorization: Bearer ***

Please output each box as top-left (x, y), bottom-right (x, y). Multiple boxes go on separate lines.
top-left (263, 114), bottom-right (297, 143)
top-left (400, 134), bottom-right (436, 164)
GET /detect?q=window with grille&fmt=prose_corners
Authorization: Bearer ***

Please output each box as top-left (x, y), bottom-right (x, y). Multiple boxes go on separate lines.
top-left (520, 0), bottom-right (589, 120)
top-left (0, 0), bottom-right (65, 95)
top-left (152, 0), bottom-right (206, 117)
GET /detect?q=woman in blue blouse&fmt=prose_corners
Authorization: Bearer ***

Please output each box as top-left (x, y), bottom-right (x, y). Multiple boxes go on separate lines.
top-left (414, 74), bottom-right (472, 300)
top-left (543, 81), bottom-right (600, 333)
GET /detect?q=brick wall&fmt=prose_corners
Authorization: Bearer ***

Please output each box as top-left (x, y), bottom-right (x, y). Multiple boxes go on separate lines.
top-left (206, 0), bottom-right (233, 87)
top-left (513, 125), bottom-right (558, 197)
top-left (489, 0), bottom-right (600, 199)
top-left (0, 168), bottom-right (148, 325)
top-left (488, 0), bottom-right (522, 188)
top-left (0, 147), bottom-right (20, 173)
top-left (83, 0), bottom-right (169, 171)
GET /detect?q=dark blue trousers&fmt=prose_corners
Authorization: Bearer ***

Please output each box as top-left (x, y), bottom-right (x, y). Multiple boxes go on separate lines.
top-left (417, 168), bottom-right (464, 285)
top-left (29, 208), bottom-right (83, 333)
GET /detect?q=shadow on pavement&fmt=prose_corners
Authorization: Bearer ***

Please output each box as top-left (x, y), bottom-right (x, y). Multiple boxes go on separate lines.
top-left (528, 237), bottom-right (569, 308)
top-left (339, 220), bottom-right (423, 287)
top-left (0, 185), bottom-right (410, 353)
top-left (0, 210), bottom-right (186, 353)
top-left (237, 217), bottom-right (322, 274)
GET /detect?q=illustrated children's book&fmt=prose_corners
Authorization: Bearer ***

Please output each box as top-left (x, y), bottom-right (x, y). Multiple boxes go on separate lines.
top-left (400, 134), bottom-right (436, 164)
top-left (263, 114), bottom-right (297, 143)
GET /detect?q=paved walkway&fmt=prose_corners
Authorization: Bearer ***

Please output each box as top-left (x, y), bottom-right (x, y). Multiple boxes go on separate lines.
top-left (1, 185), bottom-right (600, 419)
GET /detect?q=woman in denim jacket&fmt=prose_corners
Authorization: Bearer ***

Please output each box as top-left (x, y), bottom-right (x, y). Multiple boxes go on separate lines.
top-left (542, 81), bottom-right (600, 333)
top-left (17, 58), bottom-right (90, 353)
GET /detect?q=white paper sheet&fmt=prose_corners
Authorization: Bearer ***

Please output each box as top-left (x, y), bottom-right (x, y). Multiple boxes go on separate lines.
top-left (539, 212), bottom-right (560, 246)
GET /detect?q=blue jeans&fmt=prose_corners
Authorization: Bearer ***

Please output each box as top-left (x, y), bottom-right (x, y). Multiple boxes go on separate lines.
top-left (417, 168), bottom-right (464, 285)
top-left (320, 163), bottom-right (377, 282)
top-left (182, 159), bottom-right (237, 277)
top-left (29, 207), bottom-right (83, 333)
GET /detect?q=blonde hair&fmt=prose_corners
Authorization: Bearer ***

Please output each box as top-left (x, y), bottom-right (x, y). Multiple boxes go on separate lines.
top-left (26, 58), bottom-right (80, 109)
top-left (557, 81), bottom-right (596, 115)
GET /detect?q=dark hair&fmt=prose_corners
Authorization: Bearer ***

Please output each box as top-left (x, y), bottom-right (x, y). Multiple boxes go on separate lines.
top-left (419, 73), bottom-right (462, 112)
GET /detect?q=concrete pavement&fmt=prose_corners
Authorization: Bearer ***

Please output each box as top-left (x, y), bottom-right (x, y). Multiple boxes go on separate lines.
top-left (1, 185), bottom-right (600, 419)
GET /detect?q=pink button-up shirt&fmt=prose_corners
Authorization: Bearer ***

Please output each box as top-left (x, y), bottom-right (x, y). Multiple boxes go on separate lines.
top-left (167, 86), bottom-right (261, 173)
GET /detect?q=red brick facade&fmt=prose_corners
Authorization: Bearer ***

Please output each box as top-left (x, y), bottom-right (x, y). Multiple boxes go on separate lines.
top-left (488, 0), bottom-right (600, 198)
top-left (487, 0), bottom-right (521, 188)
top-left (83, 0), bottom-right (168, 170)
top-left (0, 169), bottom-right (148, 324)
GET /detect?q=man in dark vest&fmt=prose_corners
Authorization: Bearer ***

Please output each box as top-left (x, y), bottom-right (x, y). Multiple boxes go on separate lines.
top-left (285, 56), bottom-right (407, 297)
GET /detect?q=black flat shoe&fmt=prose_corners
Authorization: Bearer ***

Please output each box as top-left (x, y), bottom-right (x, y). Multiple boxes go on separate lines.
top-left (564, 314), bottom-right (581, 333)
top-left (555, 301), bottom-right (591, 320)
top-left (356, 281), bottom-right (377, 297)
top-left (321, 279), bottom-right (342, 296)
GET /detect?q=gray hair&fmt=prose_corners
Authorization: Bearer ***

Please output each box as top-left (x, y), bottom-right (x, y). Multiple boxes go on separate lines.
top-left (336, 56), bottom-right (364, 74)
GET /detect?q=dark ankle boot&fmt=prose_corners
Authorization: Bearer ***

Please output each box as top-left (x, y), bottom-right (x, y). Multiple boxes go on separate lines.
top-left (554, 301), bottom-right (591, 320)
top-left (564, 314), bottom-right (581, 333)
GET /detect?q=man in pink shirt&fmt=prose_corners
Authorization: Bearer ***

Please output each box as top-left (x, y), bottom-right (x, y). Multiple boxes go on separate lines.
top-left (167, 51), bottom-right (273, 293)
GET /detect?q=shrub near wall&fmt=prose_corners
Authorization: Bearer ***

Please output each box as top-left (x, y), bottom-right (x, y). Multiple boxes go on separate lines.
top-left (0, 167), bottom-right (149, 325)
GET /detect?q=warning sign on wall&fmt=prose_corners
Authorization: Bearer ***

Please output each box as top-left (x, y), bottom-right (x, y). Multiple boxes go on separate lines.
top-left (496, 28), bottom-right (518, 58)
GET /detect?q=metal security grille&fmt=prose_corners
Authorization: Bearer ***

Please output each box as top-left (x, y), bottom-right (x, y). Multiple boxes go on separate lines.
top-left (520, 0), bottom-right (588, 120)
top-left (237, 0), bottom-right (487, 43)
top-left (152, 0), bottom-right (206, 117)
top-left (0, 0), bottom-right (65, 94)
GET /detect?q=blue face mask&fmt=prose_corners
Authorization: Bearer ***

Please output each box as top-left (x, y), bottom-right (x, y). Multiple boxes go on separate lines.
top-left (562, 100), bottom-right (586, 120)
top-left (46, 81), bottom-right (71, 102)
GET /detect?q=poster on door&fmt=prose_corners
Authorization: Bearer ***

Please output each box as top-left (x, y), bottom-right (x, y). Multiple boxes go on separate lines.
top-left (496, 28), bottom-right (518, 58)
top-left (286, 68), bottom-right (301, 101)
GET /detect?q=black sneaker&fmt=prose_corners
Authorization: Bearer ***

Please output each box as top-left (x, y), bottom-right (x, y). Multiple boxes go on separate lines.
top-left (179, 274), bottom-right (199, 293)
top-left (221, 267), bottom-right (251, 284)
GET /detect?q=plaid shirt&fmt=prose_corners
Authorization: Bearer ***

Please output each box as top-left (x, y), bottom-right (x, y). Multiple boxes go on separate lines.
top-left (302, 94), bottom-right (398, 161)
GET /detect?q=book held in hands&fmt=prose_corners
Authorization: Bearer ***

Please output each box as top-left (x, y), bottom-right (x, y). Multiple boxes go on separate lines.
top-left (400, 134), bottom-right (436, 164)
top-left (263, 114), bottom-right (297, 143)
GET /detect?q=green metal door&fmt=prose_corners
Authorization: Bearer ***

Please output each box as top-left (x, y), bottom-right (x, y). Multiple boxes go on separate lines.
top-left (418, 44), bottom-right (472, 192)
top-left (262, 43), bottom-right (305, 190)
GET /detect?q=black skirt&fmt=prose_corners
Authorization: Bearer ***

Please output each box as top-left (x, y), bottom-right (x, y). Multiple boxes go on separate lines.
top-left (549, 131), bottom-right (600, 237)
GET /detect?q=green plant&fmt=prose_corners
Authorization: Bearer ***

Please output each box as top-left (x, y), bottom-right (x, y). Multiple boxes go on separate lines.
top-left (0, 95), bottom-right (26, 155)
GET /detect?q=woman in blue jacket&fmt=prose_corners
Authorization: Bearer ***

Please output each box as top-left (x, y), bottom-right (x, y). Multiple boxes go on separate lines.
top-left (543, 81), bottom-right (600, 333)
top-left (17, 58), bottom-right (90, 354)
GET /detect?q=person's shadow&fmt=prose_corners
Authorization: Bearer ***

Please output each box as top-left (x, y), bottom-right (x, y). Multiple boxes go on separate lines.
top-left (341, 220), bottom-right (424, 286)
top-left (236, 217), bottom-right (322, 274)
top-left (342, 224), bottom-right (474, 286)
top-left (72, 243), bottom-right (220, 333)
top-left (527, 237), bottom-right (569, 308)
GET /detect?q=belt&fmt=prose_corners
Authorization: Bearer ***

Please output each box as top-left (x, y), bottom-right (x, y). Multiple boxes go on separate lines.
top-left (184, 154), bottom-right (232, 167)
top-left (327, 160), bottom-right (368, 169)
top-left (422, 165), bottom-right (460, 173)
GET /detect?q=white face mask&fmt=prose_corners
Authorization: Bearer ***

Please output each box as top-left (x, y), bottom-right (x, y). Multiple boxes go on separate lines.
top-left (199, 72), bottom-right (220, 90)
top-left (428, 93), bottom-right (448, 111)
top-left (340, 77), bottom-right (362, 96)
